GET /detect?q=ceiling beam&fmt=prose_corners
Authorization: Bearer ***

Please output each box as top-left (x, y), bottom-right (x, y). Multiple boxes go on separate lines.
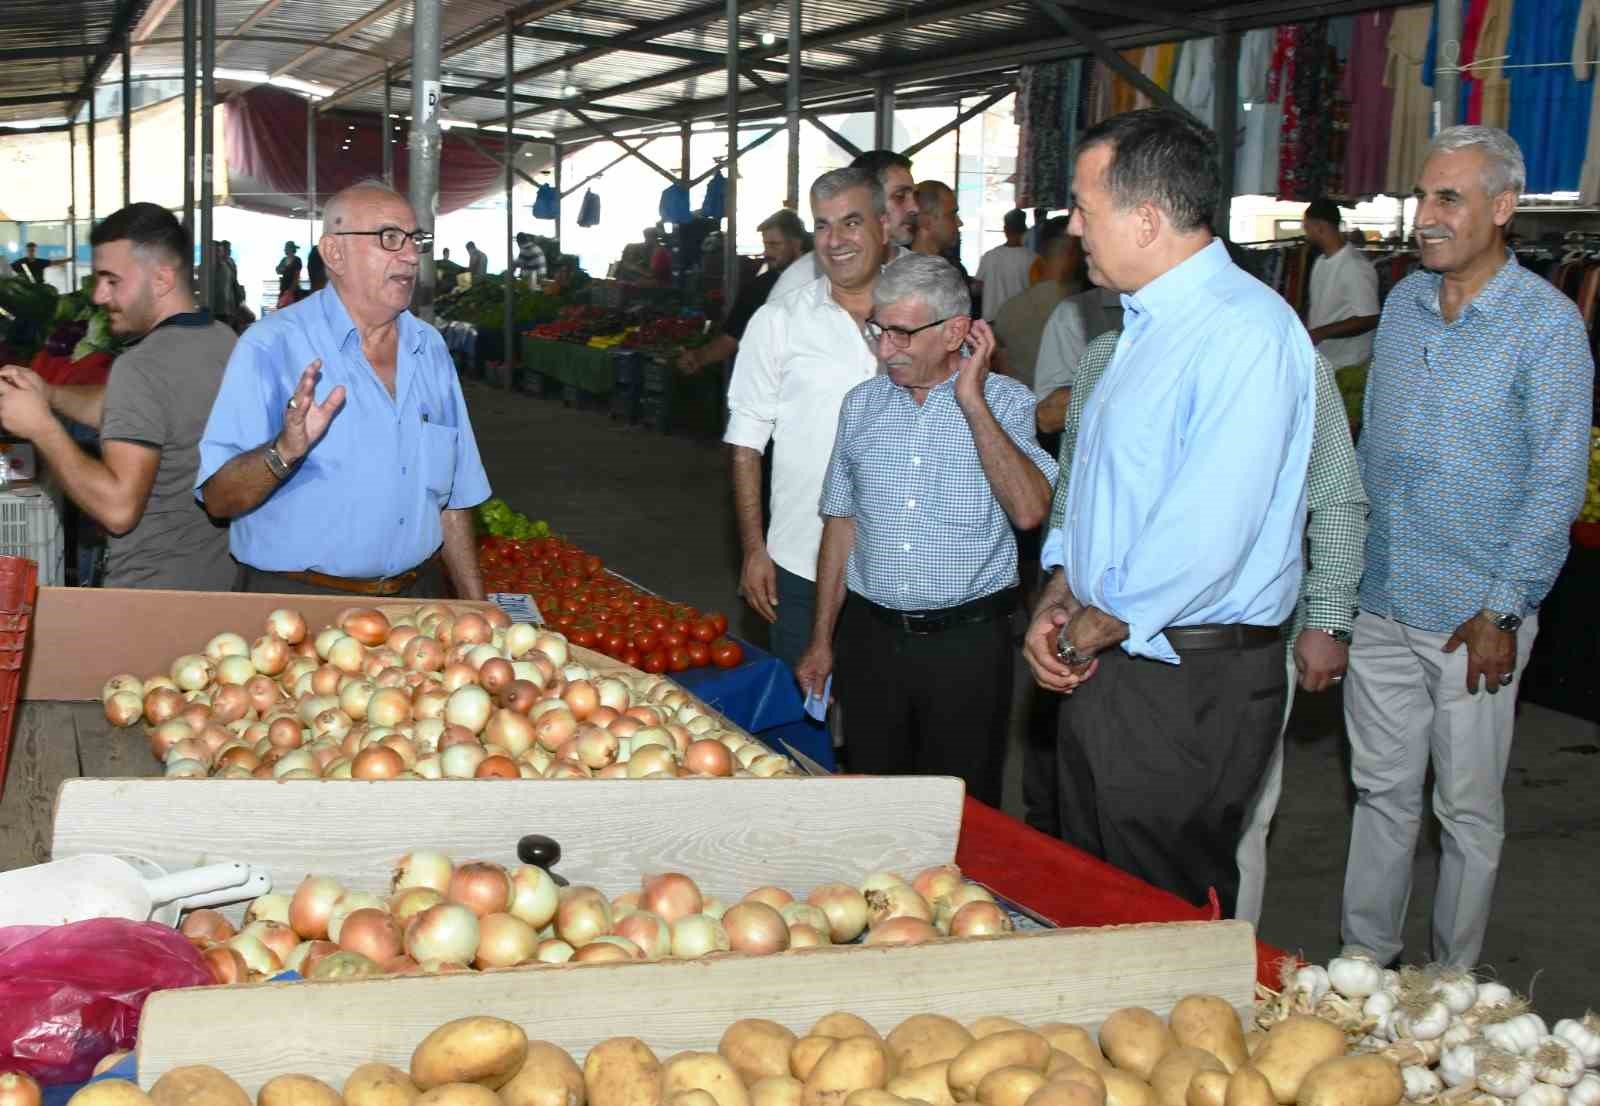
top-left (67, 0), bottom-right (154, 119)
top-left (0, 45), bottom-right (100, 62)
top-left (737, 66), bottom-right (860, 158)
top-left (395, 80), bottom-right (678, 122)
top-left (269, 0), bottom-right (411, 79)
top-left (899, 86), bottom-right (1010, 157)
top-left (130, 0), bottom-right (178, 43)
top-left (0, 92), bottom-right (74, 107)
top-left (568, 107), bottom-right (680, 184)
top-left (513, 26), bottom-right (832, 80)
top-left (215, 0), bottom-right (293, 61)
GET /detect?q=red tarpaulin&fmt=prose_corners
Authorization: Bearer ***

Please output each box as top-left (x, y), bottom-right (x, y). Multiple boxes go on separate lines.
top-left (224, 86), bottom-right (510, 217)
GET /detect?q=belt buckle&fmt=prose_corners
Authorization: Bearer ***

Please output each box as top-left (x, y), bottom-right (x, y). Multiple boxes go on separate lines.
top-left (900, 611), bottom-right (932, 635)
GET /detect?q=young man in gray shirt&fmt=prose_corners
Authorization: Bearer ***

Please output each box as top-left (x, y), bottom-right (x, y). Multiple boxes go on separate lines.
top-left (0, 203), bottom-right (234, 590)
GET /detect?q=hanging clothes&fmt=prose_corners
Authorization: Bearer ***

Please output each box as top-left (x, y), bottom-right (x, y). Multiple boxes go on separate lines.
top-left (1015, 63), bottom-right (1070, 209)
top-left (1577, 0), bottom-right (1600, 201)
top-left (1174, 36), bottom-right (1217, 120)
top-left (1508, 0), bottom-right (1592, 192)
top-left (1385, 6), bottom-right (1435, 195)
top-left (1061, 57), bottom-right (1086, 173)
top-left (1236, 28), bottom-right (1284, 195)
top-left (1269, 26), bottom-right (1304, 199)
top-left (1473, 0), bottom-right (1515, 127)
top-left (1111, 49), bottom-right (1145, 114)
top-left (1345, 10), bottom-right (1397, 196)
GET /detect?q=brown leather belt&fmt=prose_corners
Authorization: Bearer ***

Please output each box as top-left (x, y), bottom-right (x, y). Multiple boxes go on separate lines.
top-left (1165, 623), bottom-right (1281, 652)
top-left (276, 553), bottom-right (441, 597)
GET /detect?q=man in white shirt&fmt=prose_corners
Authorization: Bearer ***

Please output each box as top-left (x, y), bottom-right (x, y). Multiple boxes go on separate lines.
top-left (976, 209), bottom-right (1037, 320)
top-left (769, 150), bottom-right (918, 302)
top-left (724, 167), bottom-right (889, 666)
top-left (1031, 284), bottom-right (1119, 435)
top-left (1303, 197), bottom-right (1379, 369)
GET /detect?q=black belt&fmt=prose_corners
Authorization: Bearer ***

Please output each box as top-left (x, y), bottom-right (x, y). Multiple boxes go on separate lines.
top-left (859, 588), bottom-right (1018, 635)
top-left (1165, 623), bottom-right (1281, 652)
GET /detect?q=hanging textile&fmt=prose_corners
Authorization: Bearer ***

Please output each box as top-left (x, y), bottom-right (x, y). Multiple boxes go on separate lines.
top-left (1060, 57), bottom-right (1086, 171)
top-left (1344, 10), bottom-right (1396, 195)
top-left (1016, 63), bottom-right (1069, 208)
top-left (1507, 0), bottom-right (1592, 192)
top-left (1174, 37), bottom-right (1217, 121)
top-left (1111, 49), bottom-right (1145, 114)
top-left (1270, 26), bottom-right (1305, 199)
top-left (1236, 28), bottom-right (1284, 195)
top-left (699, 171), bottom-right (726, 219)
top-left (1384, 6), bottom-right (1434, 195)
top-left (577, 189), bottom-right (601, 227)
top-left (1474, 0), bottom-right (1514, 127)
top-left (532, 184), bottom-right (559, 220)
top-left (659, 183), bottom-right (692, 225)
top-left (1578, 0), bottom-right (1600, 201)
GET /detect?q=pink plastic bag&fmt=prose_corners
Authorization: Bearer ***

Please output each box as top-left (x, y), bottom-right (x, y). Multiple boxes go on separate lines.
top-left (0, 918), bottom-right (211, 1084)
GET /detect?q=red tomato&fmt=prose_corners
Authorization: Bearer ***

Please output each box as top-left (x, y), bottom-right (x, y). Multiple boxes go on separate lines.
top-left (571, 626), bottom-right (599, 648)
top-left (667, 646), bottom-right (692, 672)
top-left (689, 618), bottom-right (717, 643)
top-left (711, 639), bottom-right (743, 668)
top-left (670, 619), bottom-right (692, 638)
top-left (661, 629), bottom-right (687, 649)
top-left (584, 555), bottom-right (603, 577)
top-left (648, 614), bottom-right (669, 631)
top-left (642, 651), bottom-right (668, 674)
top-left (603, 631), bottom-right (628, 654)
top-left (633, 629), bottom-right (660, 652)
top-left (686, 641), bottom-right (711, 667)
top-left (708, 612), bottom-right (729, 637)
top-left (621, 647), bottom-right (642, 668)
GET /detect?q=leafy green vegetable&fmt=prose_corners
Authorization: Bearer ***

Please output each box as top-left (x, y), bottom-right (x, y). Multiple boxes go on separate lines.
top-left (475, 497), bottom-right (550, 540)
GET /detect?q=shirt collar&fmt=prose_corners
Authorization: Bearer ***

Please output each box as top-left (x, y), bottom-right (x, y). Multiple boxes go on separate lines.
top-left (1413, 248), bottom-right (1521, 319)
top-left (1121, 238), bottom-right (1230, 320)
top-left (318, 285), bottom-right (427, 354)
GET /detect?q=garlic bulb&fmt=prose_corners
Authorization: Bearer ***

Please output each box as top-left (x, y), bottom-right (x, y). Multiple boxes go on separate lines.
top-left (1529, 1037), bottom-right (1583, 1087)
top-left (1293, 964), bottom-right (1331, 1006)
top-left (1475, 981), bottom-right (1516, 1009)
top-left (1444, 1018), bottom-right (1477, 1047)
top-left (1477, 1049), bottom-right (1537, 1099)
top-left (1402, 1066), bottom-right (1443, 1100)
top-left (1382, 968), bottom-right (1401, 991)
top-left (1553, 1017), bottom-right (1600, 1068)
top-left (1365, 991), bottom-right (1398, 1020)
top-left (1436, 971), bottom-right (1480, 1014)
top-left (1484, 1013), bottom-right (1549, 1055)
top-left (1329, 954), bottom-right (1385, 998)
top-left (1568, 1072), bottom-right (1600, 1106)
top-left (1395, 999), bottom-right (1453, 1041)
top-left (1512, 1085), bottom-right (1567, 1106)
top-left (1440, 1042), bottom-right (1481, 1088)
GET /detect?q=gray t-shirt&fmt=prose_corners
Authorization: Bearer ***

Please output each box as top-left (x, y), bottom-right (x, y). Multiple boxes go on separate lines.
top-left (99, 315), bottom-right (236, 590)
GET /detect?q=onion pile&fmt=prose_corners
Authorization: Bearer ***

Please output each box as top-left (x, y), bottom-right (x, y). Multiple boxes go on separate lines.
top-left (181, 860), bottom-right (1014, 985)
top-left (100, 604), bottom-right (795, 781)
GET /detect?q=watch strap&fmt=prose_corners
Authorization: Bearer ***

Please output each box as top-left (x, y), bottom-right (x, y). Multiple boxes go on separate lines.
top-left (264, 444), bottom-right (292, 481)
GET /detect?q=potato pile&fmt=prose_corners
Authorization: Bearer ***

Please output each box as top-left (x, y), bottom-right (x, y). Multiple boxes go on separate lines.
top-left (64, 1001), bottom-right (1399, 1106)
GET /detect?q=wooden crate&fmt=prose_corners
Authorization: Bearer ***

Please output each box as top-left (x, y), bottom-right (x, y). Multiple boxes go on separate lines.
top-left (134, 921), bottom-right (1257, 1097)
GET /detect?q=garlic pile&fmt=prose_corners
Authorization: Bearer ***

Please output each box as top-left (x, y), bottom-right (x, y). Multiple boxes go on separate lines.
top-left (1259, 956), bottom-right (1600, 1106)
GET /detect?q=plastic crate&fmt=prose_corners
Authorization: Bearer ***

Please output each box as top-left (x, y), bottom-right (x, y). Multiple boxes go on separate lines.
top-left (0, 555), bottom-right (39, 804)
top-left (0, 489), bottom-right (64, 586)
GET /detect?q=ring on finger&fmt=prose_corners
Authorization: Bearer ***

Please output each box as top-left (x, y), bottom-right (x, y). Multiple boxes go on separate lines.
top-left (287, 397), bottom-right (299, 410)
top-left (1500, 672), bottom-right (1514, 686)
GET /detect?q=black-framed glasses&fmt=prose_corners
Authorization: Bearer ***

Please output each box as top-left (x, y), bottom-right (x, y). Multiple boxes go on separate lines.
top-left (863, 314), bottom-right (951, 349)
top-left (331, 227), bottom-right (434, 252)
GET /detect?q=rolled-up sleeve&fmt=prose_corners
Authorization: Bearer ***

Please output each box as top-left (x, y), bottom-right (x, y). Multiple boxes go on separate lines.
top-left (723, 302), bottom-right (785, 452)
top-left (445, 366), bottom-right (492, 510)
top-left (196, 335), bottom-right (277, 493)
top-left (994, 383), bottom-right (1060, 485)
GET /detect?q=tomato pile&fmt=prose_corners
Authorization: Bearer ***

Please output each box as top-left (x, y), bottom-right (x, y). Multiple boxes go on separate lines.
top-left (478, 534), bottom-right (745, 673)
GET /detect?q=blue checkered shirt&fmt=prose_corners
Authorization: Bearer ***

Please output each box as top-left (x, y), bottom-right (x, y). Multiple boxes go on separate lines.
top-left (1359, 253), bottom-right (1594, 633)
top-left (819, 372), bottom-right (1058, 610)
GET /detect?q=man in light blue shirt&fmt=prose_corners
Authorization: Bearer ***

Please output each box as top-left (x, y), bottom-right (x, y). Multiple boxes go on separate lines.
top-left (197, 182), bottom-right (491, 598)
top-left (1020, 109), bottom-right (1317, 915)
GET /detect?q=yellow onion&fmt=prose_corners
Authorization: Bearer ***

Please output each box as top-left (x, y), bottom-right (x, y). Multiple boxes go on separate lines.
top-left (670, 913), bottom-right (730, 958)
top-left (788, 924), bottom-right (830, 948)
top-left (535, 938), bottom-right (575, 964)
top-left (243, 919), bottom-right (301, 964)
top-left (555, 885), bottom-right (612, 947)
top-left (865, 917), bottom-right (941, 946)
top-left (744, 885), bottom-right (794, 910)
top-left (327, 891), bottom-right (386, 942)
top-left (641, 872), bottom-right (703, 923)
top-left (179, 908), bottom-right (236, 944)
top-left (508, 866), bottom-right (560, 930)
top-left (448, 861), bottom-right (512, 917)
top-left (612, 909), bottom-right (671, 960)
top-left (475, 912), bottom-right (539, 968)
top-left (806, 884), bottom-right (870, 944)
top-left (865, 882), bottom-right (933, 928)
top-left (266, 607), bottom-right (307, 644)
top-left (722, 901), bottom-right (790, 955)
top-left (390, 886), bottom-right (445, 923)
top-left (337, 908), bottom-right (403, 963)
top-left (404, 902), bottom-right (480, 964)
top-left (288, 875), bottom-right (345, 939)
top-left (948, 900), bottom-right (1013, 938)
top-left (574, 935), bottom-right (641, 962)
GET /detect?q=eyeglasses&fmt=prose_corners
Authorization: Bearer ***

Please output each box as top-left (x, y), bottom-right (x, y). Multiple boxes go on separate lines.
top-left (863, 315), bottom-right (951, 349)
top-left (330, 227), bottom-right (434, 253)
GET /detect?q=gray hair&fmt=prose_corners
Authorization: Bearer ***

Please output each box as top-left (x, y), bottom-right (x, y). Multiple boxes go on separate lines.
top-left (809, 167), bottom-right (886, 217)
top-left (1426, 126), bottom-right (1526, 197)
top-left (873, 253), bottom-right (971, 320)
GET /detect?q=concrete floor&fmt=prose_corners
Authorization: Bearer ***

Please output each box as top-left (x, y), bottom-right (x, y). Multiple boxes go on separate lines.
top-left (466, 379), bottom-right (1600, 1020)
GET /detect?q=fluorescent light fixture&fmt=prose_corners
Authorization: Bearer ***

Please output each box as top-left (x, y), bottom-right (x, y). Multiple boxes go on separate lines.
top-left (760, 31), bottom-right (778, 45)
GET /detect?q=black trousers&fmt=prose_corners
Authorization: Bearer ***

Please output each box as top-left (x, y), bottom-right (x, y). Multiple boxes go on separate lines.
top-left (1056, 633), bottom-right (1285, 916)
top-left (234, 558), bottom-right (449, 599)
top-left (834, 596), bottom-right (1012, 807)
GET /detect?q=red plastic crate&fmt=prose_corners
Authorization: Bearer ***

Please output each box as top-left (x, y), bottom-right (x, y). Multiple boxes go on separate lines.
top-left (0, 556), bottom-right (39, 804)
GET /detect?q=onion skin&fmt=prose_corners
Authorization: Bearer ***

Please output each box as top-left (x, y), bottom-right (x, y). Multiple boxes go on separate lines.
top-left (641, 872), bottom-right (703, 923)
top-left (475, 912), bottom-right (539, 968)
top-left (448, 861), bottom-right (512, 917)
top-left (535, 938), bottom-right (576, 964)
top-left (613, 909), bottom-right (671, 960)
top-left (865, 917), bottom-right (941, 946)
top-left (200, 944), bottom-right (249, 984)
top-left (743, 885), bottom-right (794, 910)
top-left (948, 900), bottom-right (1013, 938)
top-left (338, 907), bottom-right (403, 963)
top-left (788, 924), bottom-right (830, 948)
top-left (574, 936), bottom-right (641, 962)
top-left (179, 908), bottom-right (236, 944)
top-left (722, 901), bottom-right (791, 956)
top-left (555, 885), bottom-right (613, 948)
top-left (405, 902), bottom-right (481, 964)
top-left (806, 884), bottom-right (870, 944)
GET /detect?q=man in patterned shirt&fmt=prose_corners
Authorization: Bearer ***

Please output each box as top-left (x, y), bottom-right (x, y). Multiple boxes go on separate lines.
top-left (795, 255), bottom-right (1057, 805)
top-left (1041, 331), bottom-right (1367, 925)
top-left (1341, 126), bottom-right (1593, 970)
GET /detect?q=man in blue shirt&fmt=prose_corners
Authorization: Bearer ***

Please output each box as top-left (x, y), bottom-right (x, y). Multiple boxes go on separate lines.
top-left (1341, 127), bottom-right (1593, 970)
top-left (1020, 109), bottom-right (1317, 915)
top-left (196, 182), bottom-right (491, 599)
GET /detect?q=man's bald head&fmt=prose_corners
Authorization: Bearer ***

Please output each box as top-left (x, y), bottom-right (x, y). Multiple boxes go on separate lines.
top-left (319, 181), bottom-right (422, 323)
top-left (322, 182), bottom-right (416, 235)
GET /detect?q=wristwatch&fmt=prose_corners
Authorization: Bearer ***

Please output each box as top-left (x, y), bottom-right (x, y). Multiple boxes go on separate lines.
top-left (1480, 608), bottom-right (1523, 633)
top-left (1314, 628), bottom-right (1353, 645)
top-left (1054, 629), bottom-right (1091, 667)
top-left (264, 442), bottom-right (294, 482)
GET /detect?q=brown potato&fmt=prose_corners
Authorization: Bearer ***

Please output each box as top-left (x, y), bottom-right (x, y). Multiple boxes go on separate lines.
top-left (1168, 998), bottom-right (1248, 1075)
top-left (1185, 1072), bottom-right (1228, 1106)
top-left (802, 1037), bottom-right (893, 1106)
top-left (1246, 1017), bottom-right (1345, 1105)
top-left (976, 1067), bottom-right (1047, 1106)
top-left (258, 1074), bottom-right (344, 1106)
top-left (1025, 1084), bottom-right (1104, 1106)
top-left (149, 1066), bottom-right (251, 1106)
top-left (415, 1086), bottom-right (501, 1106)
top-left (1036, 1027), bottom-right (1105, 1073)
top-left (1222, 1069), bottom-right (1273, 1106)
top-left (751, 1076), bottom-right (805, 1106)
top-left (1241, 1034), bottom-right (1265, 1060)
top-left (411, 1016), bottom-right (529, 1091)
top-left (1042, 1061), bottom-right (1104, 1101)
top-left (1292, 1057), bottom-right (1402, 1106)
top-left (948, 1032), bottom-right (1051, 1100)
top-left (793, 1038), bottom-right (842, 1082)
top-left (662, 1052), bottom-right (753, 1106)
top-left (1097, 1010), bottom-right (1175, 1082)
top-left (500, 1042), bottom-right (586, 1106)
top-left (886, 1061), bottom-right (956, 1106)
top-left (1148, 1048), bottom-right (1225, 1106)
top-left (344, 1064), bottom-right (418, 1106)
top-left (67, 1082), bottom-right (155, 1106)
top-left (671, 1093), bottom-right (720, 1106)
top-left (970, 1019), bottom-right (1029, 1040)
top-left (584, 1038), bottom-right (662, 1106)
top-left (722, 1021), bottom-right (801, 1084)
top-left (887, 1017), bottom-right (975, 1072)
top-left (814, 1015), bottom-right (882, 1042)
top-left (1099, 1072), bottom-right (1152, 1106)
top-left (844, 1092), bottom-right (909, 1106)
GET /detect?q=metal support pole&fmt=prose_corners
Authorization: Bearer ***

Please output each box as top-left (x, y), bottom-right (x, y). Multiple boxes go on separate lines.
top-left (1213, 30), bottom-right (1239, 239)
top-left (723, 0), bottom-right (739, 307)
top-left (182, 0), bottom-right (195, 249)
top-left (409, 0), bottom-right (442, 322)
top-left (873, 79), bottom-right (894, 150)
top-left (200, 0), bottom-right (215, 312)
top-left (1434, 0), bottom-right (1462, 130)
top-left (552, 142), bottom-right (563, 258)
top-left (306, 98), bottom-right (317, 253)
top-left (785, 0), bottom-right (800, 208)
top-left (681, 121), bottom-right (691, 184)
top-left (382, 66), bottom-right (394, 186)
top-left (68, 122), bottom-right (78, 289)
top-left (121, 31), bottom-right (131, 206)
top-left (88, 88), bottom-right (96, 231)
top-left (503, 14), bottom-right (516, 391)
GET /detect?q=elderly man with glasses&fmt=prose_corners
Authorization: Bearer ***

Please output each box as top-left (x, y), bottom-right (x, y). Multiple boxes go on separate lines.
top-left (794, 253), bottom-right (1056, 803)
top-left (196, 181), bottom-right (491, 599)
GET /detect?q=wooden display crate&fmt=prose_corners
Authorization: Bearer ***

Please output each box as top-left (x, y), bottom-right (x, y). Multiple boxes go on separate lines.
top-left (133, 921), bottom-right (1257, 1097)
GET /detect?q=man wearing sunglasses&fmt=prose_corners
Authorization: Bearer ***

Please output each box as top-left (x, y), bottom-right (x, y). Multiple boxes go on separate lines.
top-left (793, 254), bottom-right (1056, 800)
top-left (196, 181), bottom-right (491, 600)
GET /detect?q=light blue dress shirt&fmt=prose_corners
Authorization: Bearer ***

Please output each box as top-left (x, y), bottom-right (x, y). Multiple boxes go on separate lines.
top-left (196, 288), bottom-right (492, 578)
top-left (1040, 239), bottom-right (1317, 663)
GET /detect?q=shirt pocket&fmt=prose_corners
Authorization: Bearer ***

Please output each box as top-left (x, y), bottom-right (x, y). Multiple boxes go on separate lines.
top-left (420, 423), bottom-right (459, 500)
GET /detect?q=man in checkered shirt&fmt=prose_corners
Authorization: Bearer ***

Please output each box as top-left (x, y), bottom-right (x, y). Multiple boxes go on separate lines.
top-left (794, 254), bottom-right (1058, 805)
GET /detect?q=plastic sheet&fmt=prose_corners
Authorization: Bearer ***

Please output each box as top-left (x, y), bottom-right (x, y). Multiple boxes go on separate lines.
top-left (0, 918), bottom-right (211, 1084)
